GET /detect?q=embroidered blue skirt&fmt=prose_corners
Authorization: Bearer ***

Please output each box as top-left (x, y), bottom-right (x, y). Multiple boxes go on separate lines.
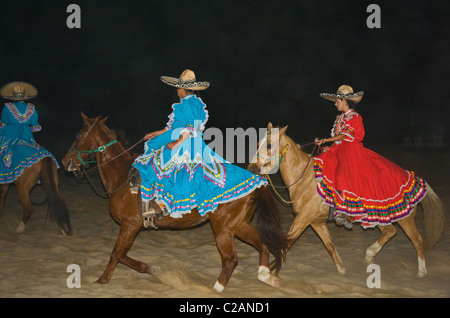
top-left (133, 131), bottom-right (267, 218)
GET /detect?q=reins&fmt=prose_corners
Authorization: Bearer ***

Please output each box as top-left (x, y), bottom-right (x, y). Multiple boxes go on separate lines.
top-left (71, 136), bottom-right (145, 197)
top-left (264, 141), bottom-right (321, 205)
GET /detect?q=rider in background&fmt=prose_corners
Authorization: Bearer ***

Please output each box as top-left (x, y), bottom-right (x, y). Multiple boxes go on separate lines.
top-left (0, 81), bottom-right (59, 183)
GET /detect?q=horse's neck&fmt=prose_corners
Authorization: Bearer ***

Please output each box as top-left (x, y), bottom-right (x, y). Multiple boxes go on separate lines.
top-left (279, 136), bottom-right (313, 189)
top-left (94, 133), bottom-right (132, 193)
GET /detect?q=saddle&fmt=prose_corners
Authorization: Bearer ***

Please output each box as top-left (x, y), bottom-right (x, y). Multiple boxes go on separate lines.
top-left (128, 167), bottom-right (169, 228)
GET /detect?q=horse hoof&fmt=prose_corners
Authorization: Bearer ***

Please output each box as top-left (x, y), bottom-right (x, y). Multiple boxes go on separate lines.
top-left (214, 281), bottom-right (225, 293)
top-left (16, 222), bottom-right (26, 233)
top-left (257, 266), bottom-right (279, 288)
top-left (94, 278), bottom-right (109, 284)
top-left (337, 265), bottom-right (346, 275)
top-left (150, 263), bottom-right (163, 276)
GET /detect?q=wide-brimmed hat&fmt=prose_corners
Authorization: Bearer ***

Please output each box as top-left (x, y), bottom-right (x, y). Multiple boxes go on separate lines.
top-left (161, 69), bottom-right (210, 90)
top-left (320, 85), bottom-right (363, 103)
top-left (0, 81), bottom-right (38, 101)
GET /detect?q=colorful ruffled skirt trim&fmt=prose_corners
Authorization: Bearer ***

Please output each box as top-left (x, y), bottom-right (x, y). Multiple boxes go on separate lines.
top-left (314, 158), bottom-right (427, 228)
top-left (139, 173), bottom-right (267, 218)
top-left (134, 142), bottom-right (267, 218)
top-left (0, 149), bottom-right (59, 183)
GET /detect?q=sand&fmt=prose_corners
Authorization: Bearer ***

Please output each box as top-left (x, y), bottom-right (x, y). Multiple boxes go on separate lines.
top-left (0, 146), bottom-right (449, 299)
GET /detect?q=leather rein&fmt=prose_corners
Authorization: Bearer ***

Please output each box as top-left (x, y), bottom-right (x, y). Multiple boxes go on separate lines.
top-left (69, 121), bottom-right (145, 197)
top-left (261, 140), bottom-right (320, 204)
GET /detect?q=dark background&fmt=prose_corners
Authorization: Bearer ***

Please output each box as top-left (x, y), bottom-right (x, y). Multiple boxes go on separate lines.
top-left (0, 0), bottom-right (449, 160)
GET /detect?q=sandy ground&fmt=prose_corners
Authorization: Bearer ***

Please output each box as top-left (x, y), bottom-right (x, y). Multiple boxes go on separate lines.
top-left (0, 146), bottom-right (449, 299)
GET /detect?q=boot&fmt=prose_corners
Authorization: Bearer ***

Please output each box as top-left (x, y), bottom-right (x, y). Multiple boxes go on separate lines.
top-left (335, 213), bottom-right (353, 230)
top-left (327, 207), bottom-right (336, 222)
top-left (149, 200), bottom-right (164, 220)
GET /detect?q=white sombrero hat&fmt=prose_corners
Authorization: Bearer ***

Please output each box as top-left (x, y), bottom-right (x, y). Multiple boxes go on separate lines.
top-left (320, 85), bottom-right (364, 103)
top-left (0, 81), bottom-right (38, 101)
top-left (161, 69), bottom-right (210, 91)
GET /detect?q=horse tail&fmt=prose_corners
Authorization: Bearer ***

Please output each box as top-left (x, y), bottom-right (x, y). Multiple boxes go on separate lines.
top-left (422, 182), bottom-right (445, 250)
top-left (253, 185), bottom-right (288, 274)
top-left (41, 157), bottom-right (73, 236)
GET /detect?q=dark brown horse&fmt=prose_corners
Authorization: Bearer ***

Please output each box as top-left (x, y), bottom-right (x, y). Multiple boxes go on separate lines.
top-left (0, 156), bottom-right (72, 235)
top-left (62, 113), bottom-right (287, 292)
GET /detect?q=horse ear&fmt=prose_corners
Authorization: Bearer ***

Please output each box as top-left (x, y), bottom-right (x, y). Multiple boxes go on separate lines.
top-left (81, 112), bottom-right (90, 124)
top-left (279, 125), bottom-right (288, 136)
top-left (267, 122), bottom-right (273, 131)
top-left (99, 116), bottom-right (109, 125)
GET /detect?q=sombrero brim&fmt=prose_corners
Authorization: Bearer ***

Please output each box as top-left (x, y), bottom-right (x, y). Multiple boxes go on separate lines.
top-left (320, 91), bottom-right (364, 103)
top-left (0, 81), bottom-right (38, 101)
top-left (161, 76), bottom-right (210, 91)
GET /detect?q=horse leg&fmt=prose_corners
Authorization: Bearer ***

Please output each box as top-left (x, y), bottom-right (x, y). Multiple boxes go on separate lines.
top-left (397, 210), bottom-right (427, 277)
top-left (286, 212), bottom-right (313, 251)
top-left (96, 221), bottom-right (149, 283)
top-left (209, 204), bottom-right (247, 293)
top-left (235, 220), bottom-right (279, 288)
top-left (0, 184), bottom-right (10, 210)
top-left (15, 176), bottom-right (38, 233)
top-left (310, 222), bottom-right (346, 274)
top-left (365, 225), bottom-right (397, 265)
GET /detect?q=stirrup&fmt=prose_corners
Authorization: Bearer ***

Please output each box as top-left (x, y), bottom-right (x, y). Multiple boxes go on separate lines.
top-left (142, 212), bottom-right (158, 229)
top-left (141, 200), bottom-right (158, 229)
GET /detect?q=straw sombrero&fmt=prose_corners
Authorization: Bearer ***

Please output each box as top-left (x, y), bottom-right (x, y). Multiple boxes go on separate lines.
top-left (0, 81), bottom-right (38, 101)
top-left (161, 69), bottom-right (210, 90)
top-left (320, 85), bottom-right (364, 103)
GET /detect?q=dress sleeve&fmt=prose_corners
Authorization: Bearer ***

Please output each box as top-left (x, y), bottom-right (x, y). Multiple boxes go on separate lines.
top-left (0, 106), bottom-right (7, 129)
top-left (29, 105), bottom-right (42, 132)
top-left (342, 113), bottom-right (364, 142)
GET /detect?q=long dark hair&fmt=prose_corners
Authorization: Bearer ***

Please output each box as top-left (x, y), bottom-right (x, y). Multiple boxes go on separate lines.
top-left (346, 99), bottom-right (357, 111)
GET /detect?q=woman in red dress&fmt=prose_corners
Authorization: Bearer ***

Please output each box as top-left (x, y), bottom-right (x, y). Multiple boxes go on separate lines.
top-left (314, 85), bottom-right (427, 229)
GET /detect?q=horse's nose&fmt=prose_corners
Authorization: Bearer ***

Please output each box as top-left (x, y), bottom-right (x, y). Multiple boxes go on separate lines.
top-left (62, 157), bottom-right (75, 172)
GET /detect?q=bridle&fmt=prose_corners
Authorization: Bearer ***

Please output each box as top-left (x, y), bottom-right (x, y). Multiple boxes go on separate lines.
top-left (70, 139), bottom-right (118, 170)
top-left (256, 141), bottom-right (290, 170)
top-left (67, 120), bottom-right (144, 197)
top-left (256, 137), bottom-right (320, 204)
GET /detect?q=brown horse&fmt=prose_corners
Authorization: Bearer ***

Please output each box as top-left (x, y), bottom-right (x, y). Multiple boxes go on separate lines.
top-left (62, 113), bottom-right (287, 292)
top-left (248, 123), bottom-right (445, 278)
top-left (0, 156), bottom-right (72, 235)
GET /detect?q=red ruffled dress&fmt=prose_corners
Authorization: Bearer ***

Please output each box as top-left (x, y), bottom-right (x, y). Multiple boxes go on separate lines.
top-left (314, 109), bottom-right (427, 228)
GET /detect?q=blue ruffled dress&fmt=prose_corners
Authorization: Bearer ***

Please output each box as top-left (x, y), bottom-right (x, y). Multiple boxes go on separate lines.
top-left (0, 102), bottom-right (59, 183)
top-left (133, 94), bottom-right (267, 218)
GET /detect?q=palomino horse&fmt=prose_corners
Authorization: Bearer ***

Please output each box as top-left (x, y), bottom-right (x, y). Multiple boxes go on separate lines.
top-left (0, 156), bottom-right (72, 235)
top-left (248, 123), bottom-right (445, 278)
top-left (62, 114), bottom-right (287, 292)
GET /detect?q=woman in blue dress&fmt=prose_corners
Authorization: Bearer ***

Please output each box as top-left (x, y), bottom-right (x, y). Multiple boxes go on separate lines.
top-left (0, 81), bottom-right (59, 183)
top-left (132, 69), bottom-right (267, 221)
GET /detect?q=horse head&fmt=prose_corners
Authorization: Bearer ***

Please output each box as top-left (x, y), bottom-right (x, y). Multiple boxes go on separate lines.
top-left (62, 112), bottom-right (113, 174)
top-left (247, 122), bottom-right (288, 175)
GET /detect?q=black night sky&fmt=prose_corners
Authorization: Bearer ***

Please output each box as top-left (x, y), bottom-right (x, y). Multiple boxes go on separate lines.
top-left (1, 0), bottom-right (449, 160)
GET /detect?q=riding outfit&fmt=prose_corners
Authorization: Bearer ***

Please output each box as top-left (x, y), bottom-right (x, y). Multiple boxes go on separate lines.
top-left (132, 70), bottom-right (267, 221)
top-left (314, 85), bottom-right (427, 229)
top-left (0, 82), bottom-right (58, 183)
